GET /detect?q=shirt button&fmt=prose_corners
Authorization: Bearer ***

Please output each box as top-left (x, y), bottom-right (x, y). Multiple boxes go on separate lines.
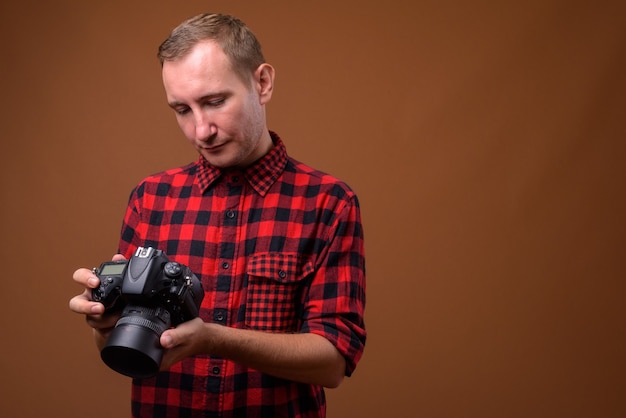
top-left (232, 176), bottom-right (240, 183)
top-left (278, 270), bottom-right (287, 279)
top-left (212, 367), bottom-right (220, 375)
top-left (226, 210), bottom-right (235, 219)
top-left (215, 312), bottom-right (225, 321)
top-left (222, 262), bottom-right (230, 270)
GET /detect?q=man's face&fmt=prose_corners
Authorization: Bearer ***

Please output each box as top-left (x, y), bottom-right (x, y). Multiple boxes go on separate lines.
top-left (162, 41), bottom-right (272, 169)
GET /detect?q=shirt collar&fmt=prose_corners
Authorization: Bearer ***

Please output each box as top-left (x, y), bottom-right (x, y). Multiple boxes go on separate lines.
top-left (196, 131), bottom-right (288, 196)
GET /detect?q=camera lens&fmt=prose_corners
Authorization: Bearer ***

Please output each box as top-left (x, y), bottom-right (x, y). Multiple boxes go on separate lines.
top-left (100, 305), bottom-right (171, 379)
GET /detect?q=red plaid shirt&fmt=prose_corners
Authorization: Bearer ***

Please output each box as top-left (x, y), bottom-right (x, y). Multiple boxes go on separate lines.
top-left (118, 132), bottom-right (366, 417)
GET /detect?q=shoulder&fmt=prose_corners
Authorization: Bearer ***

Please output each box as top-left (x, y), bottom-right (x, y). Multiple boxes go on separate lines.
top-left (130, 161), bottom-right (198, 198)
top-left (283, 156), bottom-right (359, 204)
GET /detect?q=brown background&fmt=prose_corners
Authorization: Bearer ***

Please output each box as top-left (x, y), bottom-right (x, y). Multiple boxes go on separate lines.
top-left (1, 0), bottom-right (624, 416)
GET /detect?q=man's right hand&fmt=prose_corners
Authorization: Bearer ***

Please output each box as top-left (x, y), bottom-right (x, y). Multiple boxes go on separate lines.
top-left (68, 255), bottom-right (126, 349)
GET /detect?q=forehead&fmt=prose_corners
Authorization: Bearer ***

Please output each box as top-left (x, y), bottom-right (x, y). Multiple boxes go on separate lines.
top-left (161, 41), bottom-right (245, 97)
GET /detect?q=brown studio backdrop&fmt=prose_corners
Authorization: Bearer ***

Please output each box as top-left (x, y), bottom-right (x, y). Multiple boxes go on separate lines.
top-left (1, 1), bottom-right (624, 417)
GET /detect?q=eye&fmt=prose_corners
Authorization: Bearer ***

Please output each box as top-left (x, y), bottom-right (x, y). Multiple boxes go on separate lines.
top-left (175, 106), bottom-right (190, 116)
top-left (206, 97), bottom-right (225, 107)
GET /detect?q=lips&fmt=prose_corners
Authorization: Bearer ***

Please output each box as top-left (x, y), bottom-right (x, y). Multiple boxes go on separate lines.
top-left (202, 142), bottom-right (226, 152)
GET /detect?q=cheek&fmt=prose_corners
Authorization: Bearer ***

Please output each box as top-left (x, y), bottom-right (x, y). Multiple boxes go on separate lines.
top-left (176, 118), bottom-right (196, 141)
top-left (217, 109), bottom-right (248, 138)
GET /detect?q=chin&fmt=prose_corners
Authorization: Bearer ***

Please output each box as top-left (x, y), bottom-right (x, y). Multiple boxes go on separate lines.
top-left (202, 155), bottom-right (238, 169)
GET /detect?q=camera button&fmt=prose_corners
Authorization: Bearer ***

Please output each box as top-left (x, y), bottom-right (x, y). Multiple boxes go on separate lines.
top-left (164, 262), bottom-right (182, 277)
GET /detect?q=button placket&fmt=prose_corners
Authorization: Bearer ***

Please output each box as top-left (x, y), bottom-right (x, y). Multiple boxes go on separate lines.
top-left (214, 173), bottom-right (243, 329)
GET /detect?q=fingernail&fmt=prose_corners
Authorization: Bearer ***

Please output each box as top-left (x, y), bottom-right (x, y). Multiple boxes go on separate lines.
top-left (88, 277), bottom-right (99, 287)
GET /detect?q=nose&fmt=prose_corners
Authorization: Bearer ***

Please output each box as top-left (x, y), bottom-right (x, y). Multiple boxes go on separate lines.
top-left (193, 111), bottom-right (215, 142)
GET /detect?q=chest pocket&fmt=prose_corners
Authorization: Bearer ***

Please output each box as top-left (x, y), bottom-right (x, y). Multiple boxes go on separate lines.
top-left (245, 253), bottom-right (314, 332)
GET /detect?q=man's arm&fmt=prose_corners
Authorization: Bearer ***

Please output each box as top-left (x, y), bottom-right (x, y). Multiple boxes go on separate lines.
top-left (70, 266), bottom-right (345, 388)
top-left (159, 318), bottom-right (346, 388)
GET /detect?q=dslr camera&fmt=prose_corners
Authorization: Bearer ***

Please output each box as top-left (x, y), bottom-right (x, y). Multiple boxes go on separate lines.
top-left (92, 246), bottom-right (204, 378)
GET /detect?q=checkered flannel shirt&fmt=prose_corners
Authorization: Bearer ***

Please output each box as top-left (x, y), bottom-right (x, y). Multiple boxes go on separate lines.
top-left (117, 132), bottom-right (366, 417)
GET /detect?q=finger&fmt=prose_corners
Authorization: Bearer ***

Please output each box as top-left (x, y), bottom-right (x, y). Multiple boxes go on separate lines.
top-left (112, 253), bottom-right (127, 261)
top-left (159, 338), bottom-right (187, 370)
top-left (86, 312), bottom-right (119, 330)
top-left (69, 291), bottom-right (104, 315)
top-left (72, 267), bottom-right (100, 288)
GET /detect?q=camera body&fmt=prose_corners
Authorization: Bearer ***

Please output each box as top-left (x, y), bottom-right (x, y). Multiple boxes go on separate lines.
top-left (92, 246), bottom-right (204, 378)
top-left (93, 246), bottom-right (203, 324)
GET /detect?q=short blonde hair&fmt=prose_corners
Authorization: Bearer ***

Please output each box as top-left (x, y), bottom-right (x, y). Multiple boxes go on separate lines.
top-left (157, 13), bottom-right (265, 84)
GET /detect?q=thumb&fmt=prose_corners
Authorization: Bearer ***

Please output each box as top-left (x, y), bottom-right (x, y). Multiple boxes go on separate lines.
top-left (160, 329), bottom-right (177, 349)
top-left (160, 318), bottom-right (203, 350)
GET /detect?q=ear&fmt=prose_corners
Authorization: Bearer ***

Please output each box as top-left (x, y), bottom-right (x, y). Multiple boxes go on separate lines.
top-left (254, 63), bottom-right (275, 105)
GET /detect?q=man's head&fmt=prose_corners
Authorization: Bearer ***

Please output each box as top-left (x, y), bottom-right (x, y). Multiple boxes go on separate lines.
top-left (158, 13), bottom-right (265, 87)
top-left (159, 13), bottom-right (275, 169)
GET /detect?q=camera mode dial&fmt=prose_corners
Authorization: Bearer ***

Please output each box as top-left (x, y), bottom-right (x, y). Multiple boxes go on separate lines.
top-left (164, 261), bottom-right (182, 278)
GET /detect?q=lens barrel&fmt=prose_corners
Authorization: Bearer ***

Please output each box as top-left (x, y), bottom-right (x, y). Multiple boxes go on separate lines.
top-left (100, 305), bottom-right (171, 379)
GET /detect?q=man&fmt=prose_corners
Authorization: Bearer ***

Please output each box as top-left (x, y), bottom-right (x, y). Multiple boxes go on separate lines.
top-left (69, 13), bottom-right (366, 417)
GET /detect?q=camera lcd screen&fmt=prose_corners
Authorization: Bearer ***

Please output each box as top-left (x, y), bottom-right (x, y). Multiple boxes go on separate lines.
top-left (100, 263), bottom-right (126, 275)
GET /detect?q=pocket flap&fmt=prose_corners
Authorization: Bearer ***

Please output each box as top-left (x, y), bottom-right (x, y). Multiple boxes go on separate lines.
top-left (247, 253), bottom-right (313, 283)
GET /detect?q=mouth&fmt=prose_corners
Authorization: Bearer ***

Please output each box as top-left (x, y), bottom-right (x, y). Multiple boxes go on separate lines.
top-left (202, 142), bottom-right (226, 152)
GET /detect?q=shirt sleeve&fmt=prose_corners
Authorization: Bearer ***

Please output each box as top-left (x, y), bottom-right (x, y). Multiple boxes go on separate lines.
top-left (117, 183), bottom-right (146, 259)
top-left (300, 192), bottom-right (367, 377)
